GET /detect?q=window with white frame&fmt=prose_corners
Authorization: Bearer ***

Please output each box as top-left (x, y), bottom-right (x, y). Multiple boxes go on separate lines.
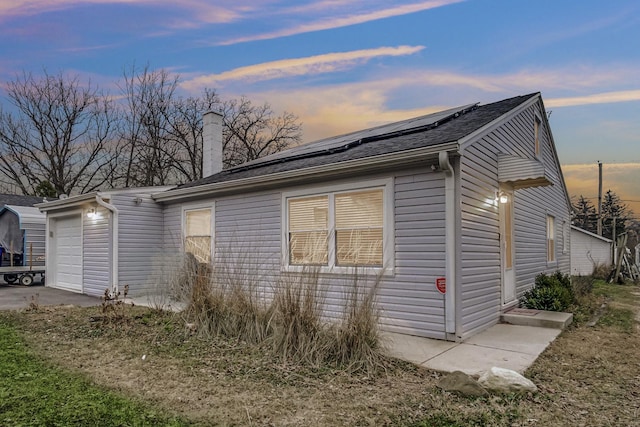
top-left (534, 115), bottom-right (542, 157)
top-left (546, 214), bottom-right (555, 262)
top-left (184, 208), bottom-right (212, 264)
top-left (286, 185), bottom-right (387, 268)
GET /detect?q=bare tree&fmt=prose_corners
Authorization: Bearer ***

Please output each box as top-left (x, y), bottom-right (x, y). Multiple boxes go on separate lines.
top-left (221, 96), bottom-right (302, 168)
top-left (164, 88), bottom-right (220, 182)
top-left (0, 70), bottom-right (116, 196)
top-left (117, 67), bottom-right (302, 182)
top-left (0, 66), bottom-right (304, 195)
top-left (117, 64), bottom-right (182, 187)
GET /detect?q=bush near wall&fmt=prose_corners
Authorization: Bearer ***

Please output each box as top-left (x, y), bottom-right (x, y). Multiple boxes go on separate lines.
top-left (521, 271), bottom-right (575, 312)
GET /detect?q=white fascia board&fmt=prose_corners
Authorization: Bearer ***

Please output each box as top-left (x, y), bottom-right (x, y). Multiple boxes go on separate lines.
top-left (570, 225), bottom-right (613, 243)
top-left (36, 192), bottom-right (101, 212)
top-left (153, 142), bottom-right (458, 203)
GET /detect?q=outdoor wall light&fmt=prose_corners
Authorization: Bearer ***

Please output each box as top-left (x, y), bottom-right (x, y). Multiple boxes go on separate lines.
top-left (494, 191), bottom-right (509, 205)
top-left (87, 208), bottom-right (96, 219)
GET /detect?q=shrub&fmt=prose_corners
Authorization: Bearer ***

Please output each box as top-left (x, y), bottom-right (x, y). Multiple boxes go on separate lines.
top-left (591, 263), bottom-right (611, 280)
top-left (571, 275), bottom-right (593, 298)
top-left (521, 271), bottom-right (574, 311)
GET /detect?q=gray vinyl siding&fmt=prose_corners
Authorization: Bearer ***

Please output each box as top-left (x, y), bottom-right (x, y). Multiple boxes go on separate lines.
top-left (82, 206), bottom-right (111, 297)
top-left (214, 192), bottom-right (281, 290)
top-left (382, 170), bottom-right (446, 338)
top-left (23, 221), bottom-right (46, 267)
top-left (458, 101), bottom-right (571, 339)
top-left (160, 203), bottom-right (186, 289)
top-left (161, 168), bottom-right (447, 339)
top-left (113, 193), bottom-right (165, 296)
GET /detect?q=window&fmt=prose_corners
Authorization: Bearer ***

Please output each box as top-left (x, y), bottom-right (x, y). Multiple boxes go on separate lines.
top-left (335, 190), bottom-right (383, 266)
top-left (546, 215), bottom-right (555, 262)
top-left (184, 208), bottom-right (212, 264)
top-left (285, 182), bottom-right (390, 270)
top-left (288, 196), bottom-right (328, 265)
top-left (534, 115), bottom-right (541, 157)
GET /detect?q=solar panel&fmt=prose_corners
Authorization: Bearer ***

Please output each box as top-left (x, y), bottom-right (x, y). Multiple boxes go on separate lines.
top-left (233, 103), bottom-right (477, 169)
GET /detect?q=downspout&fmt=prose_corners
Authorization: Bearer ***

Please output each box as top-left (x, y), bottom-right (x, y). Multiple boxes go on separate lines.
top-left (95, 195), bottom-right (119, 293)
top-left (439, 151), bottom-right (456, 335)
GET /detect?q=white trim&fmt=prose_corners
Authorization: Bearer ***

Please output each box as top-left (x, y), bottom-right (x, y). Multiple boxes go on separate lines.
top-left (458, 95), bottom-right (539, 151)
top-left (181, 202), bottom-right (215, 263)
top-left (95, 195), bottom-right (119, 293)
top-left (153, 143), bottom-right (456, 202)
top-left (46, 210), bottom-right (83, 293)
top-left (534, 113), bottom-right (542, 159)
top-left (570, 225), bottom-right (612, 243)
top-left (281, 177), bottom-right (394, 275)
top-left (439, 151), bottom-right (457, 334)
top-left (499, 185), bottom-right (516, 306)
top-left (36, 187), bottom-right (174, 211)
top-left (546, 214), bottom-right (557, 265)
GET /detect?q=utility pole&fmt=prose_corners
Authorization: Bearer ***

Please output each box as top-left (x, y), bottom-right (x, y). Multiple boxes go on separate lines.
top-left (597, 161), bottom-right (603, 236)
top-left (612, 216), bottom-right (617, 265)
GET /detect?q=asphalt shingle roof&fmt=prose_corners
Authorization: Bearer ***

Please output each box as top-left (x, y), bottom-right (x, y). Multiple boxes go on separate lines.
top-left (0, 194), bottom-right (49, 207)
top-left (178, 93), bottom-right (538, 190)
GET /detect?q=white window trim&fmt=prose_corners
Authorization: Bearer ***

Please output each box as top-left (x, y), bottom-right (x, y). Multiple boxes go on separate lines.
top-left (281, 178), bottom-right (395, 275)
top-left (534, 113), bottom-right (542, 159)
top-left (562, 220), bottom-right (569, 255)
top-left (182, 202), bottom-right (215, 263)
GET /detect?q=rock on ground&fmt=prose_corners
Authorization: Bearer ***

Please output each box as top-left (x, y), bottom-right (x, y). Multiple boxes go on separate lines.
top-left (437, 370), bottom-right (489, 397)
top-left (478, 367), bottom-right (537, 394)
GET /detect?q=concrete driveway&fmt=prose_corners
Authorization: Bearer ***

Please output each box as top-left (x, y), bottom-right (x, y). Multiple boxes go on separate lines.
top-left (0, 283), bottom-right (100, 311)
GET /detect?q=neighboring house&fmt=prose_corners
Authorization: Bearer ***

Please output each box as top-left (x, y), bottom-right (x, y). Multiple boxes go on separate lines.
top-left (0, 205), bottom-right (46, 268)
top-left (0, 194), bottom-right (48, 207)
top-left (38, 93), bottom-right (571, 342)
top-left (0, 195), bottom-right (49, 270)
top-left (570, 225), bottom-right (612, 276)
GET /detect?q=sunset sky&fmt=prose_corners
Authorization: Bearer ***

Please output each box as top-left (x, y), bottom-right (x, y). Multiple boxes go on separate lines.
top-left (1, 0), bottom-right (638, 216)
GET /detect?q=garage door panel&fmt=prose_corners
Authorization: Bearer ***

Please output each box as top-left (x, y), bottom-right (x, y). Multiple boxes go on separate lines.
top-left (52, 215), bottom-right (82, 293)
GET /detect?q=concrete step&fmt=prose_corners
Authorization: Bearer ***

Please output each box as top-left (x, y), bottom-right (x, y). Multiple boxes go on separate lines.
top-left (501, 307), bottom-right (573, 330)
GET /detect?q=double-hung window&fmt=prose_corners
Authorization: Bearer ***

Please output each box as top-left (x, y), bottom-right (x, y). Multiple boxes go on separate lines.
top-left (546, 214), bottom-right (555, 263)
top-left (285, 181), bottom-right (391, 270)
top-left (184, 208), bottom-right (212, 264)
top-left (534, 115), bottom-right (542, 157)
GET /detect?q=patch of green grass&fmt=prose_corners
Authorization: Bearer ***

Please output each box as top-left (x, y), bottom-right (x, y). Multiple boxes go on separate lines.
top-left (0, 318), bottom-right (189, 427)
top-left (598, 308), bottom-right (635, 333)
top-left (591, 279), bottom-right (635, 299)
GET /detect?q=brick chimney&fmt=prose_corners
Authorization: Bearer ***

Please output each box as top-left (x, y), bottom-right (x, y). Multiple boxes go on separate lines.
top-left (202, 110), bottom-right (223, 177)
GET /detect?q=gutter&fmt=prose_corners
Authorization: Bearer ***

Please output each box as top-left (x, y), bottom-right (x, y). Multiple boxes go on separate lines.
top-left (153, 142), bottom-right (459, 202)
top-left (95, 195), bottom-right (119, 293)
top-left (439, 151), bottom-right (457, 335)
top-left (36, 192), bottom-right (99, 212)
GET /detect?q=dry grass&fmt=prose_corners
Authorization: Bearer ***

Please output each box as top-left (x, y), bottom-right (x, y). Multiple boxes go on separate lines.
top-left (2, 278), bottom-right (639, 426)
top-left (177, 251), bottom-right (386, 372)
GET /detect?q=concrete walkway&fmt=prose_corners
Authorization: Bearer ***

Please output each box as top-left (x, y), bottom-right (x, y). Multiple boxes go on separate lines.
top-left (383, 324), bottom-right (561, 375)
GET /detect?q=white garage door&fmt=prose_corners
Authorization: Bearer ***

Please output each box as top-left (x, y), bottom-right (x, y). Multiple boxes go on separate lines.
top-left (51, 215), bottom-right (82, 292)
